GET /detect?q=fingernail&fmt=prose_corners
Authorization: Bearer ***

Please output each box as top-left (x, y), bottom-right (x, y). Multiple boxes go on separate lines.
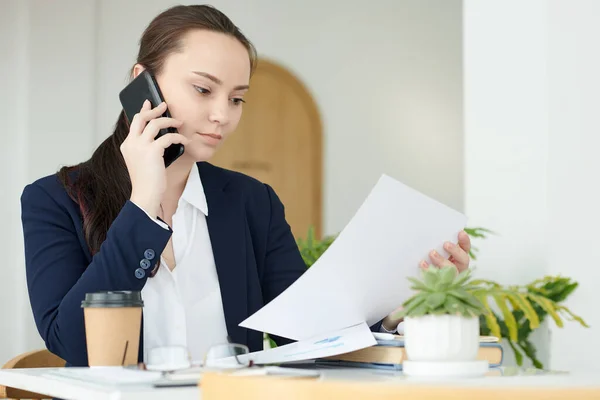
top-left (431, 250), bottom-right (439, 258)
top-left (444, 242), bottom-right (454, 250)
top-left (420, 260), bottom-right (428, 269)
top-left (143, 99), bottom-right (149, 106)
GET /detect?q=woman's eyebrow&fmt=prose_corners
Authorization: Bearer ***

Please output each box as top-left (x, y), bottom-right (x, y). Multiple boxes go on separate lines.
top-left (192, 71), bottom-right (249, 90)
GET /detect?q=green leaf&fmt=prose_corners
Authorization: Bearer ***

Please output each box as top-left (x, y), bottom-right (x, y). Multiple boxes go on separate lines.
top-left (469, 279), bottom-right (501, 288)
top-left (507, 339), bottom-right (523, 366)
top-left (399, 295), bottom-right (428, 317)
top-left (512, 293), bottom-right (540, 330)
top-left (518, 340), bottom-right (543, 369)
top-left (452, 290), bottom-right (483, 309)
top-left (479, 295), bottom-right (501, 339)
top-left (455, 301), bottom-right (468, 317)
top-left (493, 294), bottom-right (518, 341)
top-left (407, 277), bottom-right (431, 292)
top-left (426, 292), bottom-right (447, 310)
top-left (528, 294), bottom-right (563, 328)
top-left (401, 293), bottom-right (426, 309)
top-left (430, 307), bottom-right (448, 316)
top-left (439, 266), bottom-right (457, 284)
top-left (469, 249), bottom-right (477, 260)
top-left (556, 305), bottom-right (589, 328)
top-left (551, 282), bottom-right (578, 303)
top-left (444, 296), bottom-right (462, 315)
top-left (447, 289), bottom-right (468, 301)
top-left (464, 227), bottom-right (496, 238)
top-left (409, 300), bottom-right (430, 317)
top-left (268, 337), bottom-right (278, 349)
top-left (451, 269), bottom-right (472, 287)
top-left (306, 226), bottom-right (314, 248)
top-left (422, 267), bottom-right (439, 289)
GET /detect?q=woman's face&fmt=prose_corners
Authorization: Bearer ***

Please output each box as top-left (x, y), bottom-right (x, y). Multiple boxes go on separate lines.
top-left (135, 29), bottom-right (251, 162)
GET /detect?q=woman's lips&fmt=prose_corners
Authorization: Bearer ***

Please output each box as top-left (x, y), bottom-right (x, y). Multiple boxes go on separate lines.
top-left (197, 132), bottom-right (222, 145)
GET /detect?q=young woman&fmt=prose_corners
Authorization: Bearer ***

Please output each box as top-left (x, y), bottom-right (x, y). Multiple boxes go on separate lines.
top-left (20, 4), bottom-right (472, 367)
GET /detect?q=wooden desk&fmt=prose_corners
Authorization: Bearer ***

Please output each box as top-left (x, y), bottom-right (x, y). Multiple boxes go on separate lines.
top-left (1, 366), bottom-right (599, 400)
top-left (202, 367), bottom-right (600, 400)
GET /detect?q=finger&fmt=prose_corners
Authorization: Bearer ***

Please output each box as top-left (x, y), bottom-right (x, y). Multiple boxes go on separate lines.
top-left (130, 102), bottom-right (168, 135)
top-left (138, 101), bottom-right (168, 126)
top-left (128, 100), bottom-right (152, 137)
top-left (419, 260), bottom-right (430, 269)
top-left (429, 250), bottom-right (455, 269)
top-left (458, 230), bottom-right (471, 254)
top-left (153, 133), bottom-right (190, 149)
top-left (141, 117), bottom-right (183, 140)
top-left (443, 241), bottom-right (469, 272)
top-left (140, 98), bottom-right (152, 112)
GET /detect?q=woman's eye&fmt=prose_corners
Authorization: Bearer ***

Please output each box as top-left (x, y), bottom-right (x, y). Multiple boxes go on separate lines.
top-left (194, 86), bottom-right (210, 95)
top-left (231, 98), bottom-right (246, 106)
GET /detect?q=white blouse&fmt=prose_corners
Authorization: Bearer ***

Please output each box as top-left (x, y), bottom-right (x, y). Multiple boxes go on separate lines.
top-left (134, 166), bottom-right (397, 363)
top-left (138, 166), bottom-right (229, 363)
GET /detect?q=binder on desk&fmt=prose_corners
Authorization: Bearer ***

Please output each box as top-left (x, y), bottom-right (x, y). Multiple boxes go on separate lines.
top-left (315, 337), bottom-right (503, 371)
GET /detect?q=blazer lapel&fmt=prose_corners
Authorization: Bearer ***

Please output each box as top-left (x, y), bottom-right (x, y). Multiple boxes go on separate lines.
top-left (198, 162), bottom-right (249, 346)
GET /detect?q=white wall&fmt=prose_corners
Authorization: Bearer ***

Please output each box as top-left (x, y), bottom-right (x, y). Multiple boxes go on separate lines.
top-left (0, 0), bottom-right (98, 362)
top-left (0, 0), bottom-right (31, 366)
top-left (463, 0), bottom-right (549, 285)
top-left (94, 0), bottom-right (465, 235)
top-left (464, 0), bottom-right (599, 372)
top-left (0, 0), bottom-right (463, 362)
top-left (463, 0), bottom-right (550, 367)
top-left (547, 0), bottom-right (600, 373)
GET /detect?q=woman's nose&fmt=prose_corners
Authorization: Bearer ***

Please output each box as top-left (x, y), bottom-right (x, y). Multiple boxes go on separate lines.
top-left (207, 100), bottom-right (229, 125)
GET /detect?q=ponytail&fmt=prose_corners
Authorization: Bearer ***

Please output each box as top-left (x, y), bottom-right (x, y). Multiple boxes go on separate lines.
top-left (58, 110), bottom-right (132, 255)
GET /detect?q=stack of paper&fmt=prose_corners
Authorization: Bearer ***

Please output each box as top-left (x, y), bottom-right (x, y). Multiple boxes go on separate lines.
top-left (238, 174), bottom-right (467, 364)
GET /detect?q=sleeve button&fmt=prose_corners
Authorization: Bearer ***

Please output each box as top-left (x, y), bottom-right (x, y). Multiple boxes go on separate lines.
top-left (144, 249), bottom-right (156, 260)
top-left (140, 259), bottom-right (151, 269)
top-left (135, 268), bottom-right (146, 279)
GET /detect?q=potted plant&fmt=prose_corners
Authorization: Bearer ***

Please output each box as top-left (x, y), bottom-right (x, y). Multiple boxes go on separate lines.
top-left (282, 226), bottom-right (587, 369)
top-left (393, 265), bottom-right (488, 362)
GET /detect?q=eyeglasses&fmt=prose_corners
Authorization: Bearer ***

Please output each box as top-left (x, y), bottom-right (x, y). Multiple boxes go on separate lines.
top-left (145, 345), bottom-right (192, 371)
top-left (142, 339), bottom-right (254, 373)
top-left (203, 342), bottom-right (253, 370)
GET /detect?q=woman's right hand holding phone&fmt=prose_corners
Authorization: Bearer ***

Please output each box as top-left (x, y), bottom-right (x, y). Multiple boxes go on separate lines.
top-left (120, 100), bottom-right (189, 217)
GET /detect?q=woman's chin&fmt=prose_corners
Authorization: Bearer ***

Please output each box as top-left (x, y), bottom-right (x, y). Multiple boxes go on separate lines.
top-left (183, 142), bottom-right (219, 163)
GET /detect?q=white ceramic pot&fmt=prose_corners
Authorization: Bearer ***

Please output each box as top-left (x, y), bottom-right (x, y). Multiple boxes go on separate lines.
top-left (403, 314), bottom-right (479, 362)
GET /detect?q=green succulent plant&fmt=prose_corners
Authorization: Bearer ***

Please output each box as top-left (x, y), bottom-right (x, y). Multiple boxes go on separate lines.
top-left (284, 225), bottom-right (587, 369)
top-left (394, 265), bottom-right (488, 319)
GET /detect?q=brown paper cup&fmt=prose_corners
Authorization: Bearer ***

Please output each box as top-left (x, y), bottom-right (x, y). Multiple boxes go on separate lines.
top-left (81, 291), bottom-right (143, 366)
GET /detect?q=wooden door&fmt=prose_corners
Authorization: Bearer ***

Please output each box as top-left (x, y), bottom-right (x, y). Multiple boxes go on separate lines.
top-left (211, 59), bottom-right (323, 240)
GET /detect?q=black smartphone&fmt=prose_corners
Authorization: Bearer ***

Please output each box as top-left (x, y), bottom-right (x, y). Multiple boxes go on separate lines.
top-left (119, 70), bottom-right (184, 167)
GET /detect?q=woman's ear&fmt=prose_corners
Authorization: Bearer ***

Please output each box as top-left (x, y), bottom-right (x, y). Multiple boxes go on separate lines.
top-left (132, 64), bottom-right (146, 79)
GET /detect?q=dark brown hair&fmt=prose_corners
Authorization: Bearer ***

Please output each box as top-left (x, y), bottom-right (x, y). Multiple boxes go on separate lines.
top-left (58, 4), bottom-right (257, 255)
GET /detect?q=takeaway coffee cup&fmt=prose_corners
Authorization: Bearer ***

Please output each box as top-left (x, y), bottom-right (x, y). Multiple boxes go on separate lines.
top-left (81, 291), bottom-right (143, 366)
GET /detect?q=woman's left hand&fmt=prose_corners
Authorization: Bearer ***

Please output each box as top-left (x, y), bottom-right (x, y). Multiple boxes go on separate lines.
top-left (381, 230), bottom-right (472, 331)
top-left (418, 230), bottom-right (471, 273)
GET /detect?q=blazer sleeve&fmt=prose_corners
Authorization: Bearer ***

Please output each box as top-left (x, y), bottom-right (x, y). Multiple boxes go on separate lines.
top-left (260, 184), bottom-right (307, 346)
top-left (21, 182), bottom-right (172, 366)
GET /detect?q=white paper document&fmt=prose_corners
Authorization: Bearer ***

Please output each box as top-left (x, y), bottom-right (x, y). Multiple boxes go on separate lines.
top-left (237, 323), bottom-right (376, 365)
top-left (45, 367), bottom-right (162, 385)
top-left (240, 174), bottom-right (467, 340)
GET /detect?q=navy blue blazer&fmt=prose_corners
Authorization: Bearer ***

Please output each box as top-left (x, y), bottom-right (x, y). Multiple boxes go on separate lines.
top-left (21, 161), bottom-right (382, 367)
